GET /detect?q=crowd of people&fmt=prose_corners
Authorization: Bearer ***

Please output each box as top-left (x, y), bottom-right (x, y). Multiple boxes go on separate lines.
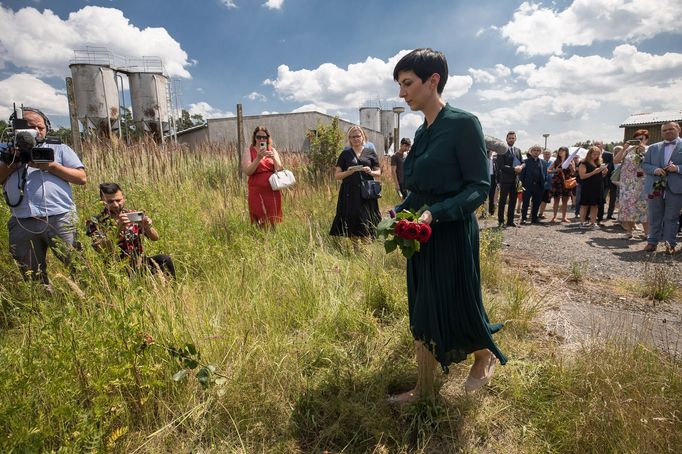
top-left (3, 48), bottom-right (679, 406)
top-left (2, 49), bottom-right (503, 404)
top-left (488, 123), bottom-right (682, 254)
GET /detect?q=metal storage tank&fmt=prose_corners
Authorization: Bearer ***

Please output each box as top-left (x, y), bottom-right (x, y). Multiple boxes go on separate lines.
top-left (359, 107), bottom-right (380, 132)
top-left (129, 72), bottom-right (169, 138)
top-left (69, 64), bottom-right (119, 134)
top-left (380, 109), bottom-right (396, 152)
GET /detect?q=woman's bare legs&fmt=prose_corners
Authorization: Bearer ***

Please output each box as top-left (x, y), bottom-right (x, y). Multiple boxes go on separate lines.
top-left (551, 198), bottom-right (559, 222)
top-left (579, 205), bottom-right (589, 224)
top-left (560, 196), bottom-right (569, 221)
top-left (388, 341), bottom-right (436, 403)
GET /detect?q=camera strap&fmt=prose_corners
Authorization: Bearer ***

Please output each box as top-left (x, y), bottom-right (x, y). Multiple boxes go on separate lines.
top-left (3, 164), bottom-right (28, 208)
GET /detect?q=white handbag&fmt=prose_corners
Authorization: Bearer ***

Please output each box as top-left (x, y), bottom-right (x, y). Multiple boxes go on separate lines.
top-left (269, 169), bottom-right (296, 190)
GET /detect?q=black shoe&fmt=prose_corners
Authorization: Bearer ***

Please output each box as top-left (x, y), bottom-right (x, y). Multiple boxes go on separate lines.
top-left (531, 219), bottom-right (544, 225)
top-left (520, 219), bottom-right (529, 225)
top-left (506, 222), bottom-right (518, 228)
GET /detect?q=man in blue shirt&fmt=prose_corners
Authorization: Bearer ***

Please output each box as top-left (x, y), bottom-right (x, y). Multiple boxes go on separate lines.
top-left (0, 107), bottom-right (86, 285)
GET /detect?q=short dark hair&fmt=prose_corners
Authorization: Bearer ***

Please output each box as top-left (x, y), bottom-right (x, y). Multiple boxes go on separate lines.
top-left (400, 137), bottom-right (411, 145)
top-left (99, 182), bottom-right (122, 197)
top-left (393, 48), bottom-right (448, 94)
top-left (507, 131), bottom-right (516, 137)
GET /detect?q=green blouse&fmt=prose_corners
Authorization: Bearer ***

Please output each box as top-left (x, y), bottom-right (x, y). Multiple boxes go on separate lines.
top-left (396, 103), bottom-right (490, 222)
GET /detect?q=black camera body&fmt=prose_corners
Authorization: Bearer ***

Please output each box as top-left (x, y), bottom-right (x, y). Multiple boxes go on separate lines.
top-left (0, 105), bottom-right (56, 166)
top-left (2, 104), bottom-right (59, 208)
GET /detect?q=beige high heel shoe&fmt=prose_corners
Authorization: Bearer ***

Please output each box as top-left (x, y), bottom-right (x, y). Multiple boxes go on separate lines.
top-left (464, 354), bottom-right (496, 393)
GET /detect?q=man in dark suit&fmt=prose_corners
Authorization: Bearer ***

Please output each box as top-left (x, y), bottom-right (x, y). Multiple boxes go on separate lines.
top-left (496, 131), bottom-right (524, 227)
top-left (519, 145), bottom-right (547, 224)
top-left (488, 150), bottom-right (497, 215)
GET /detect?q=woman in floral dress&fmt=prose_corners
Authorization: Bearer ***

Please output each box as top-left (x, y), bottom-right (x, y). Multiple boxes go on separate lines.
top-left (548, 146), bottom-right (575, 223)
top-left (615, 129), bottom-right (649, 239)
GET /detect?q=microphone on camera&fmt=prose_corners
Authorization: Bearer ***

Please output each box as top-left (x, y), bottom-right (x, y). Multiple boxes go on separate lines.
top-left (15, 130), bottom-right (37, 152)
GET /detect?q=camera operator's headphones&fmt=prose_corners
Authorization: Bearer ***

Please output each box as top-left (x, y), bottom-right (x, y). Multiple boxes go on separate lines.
top-left (8, 107), bottom-right (52, 134)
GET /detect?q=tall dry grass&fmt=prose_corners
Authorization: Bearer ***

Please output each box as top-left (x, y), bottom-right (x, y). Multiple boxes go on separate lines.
top-left (0, 140), bottom-right (679, 453)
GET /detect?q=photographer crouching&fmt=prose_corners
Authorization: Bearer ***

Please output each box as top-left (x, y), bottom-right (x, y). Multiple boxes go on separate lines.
top-left (85, 183), bottom-right (175, 278)
top-left (0, 107), bottom-right (86, 286)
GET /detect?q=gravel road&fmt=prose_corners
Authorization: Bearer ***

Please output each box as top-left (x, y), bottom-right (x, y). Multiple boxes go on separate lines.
top-left (480, 209), bottom-right (682, 357)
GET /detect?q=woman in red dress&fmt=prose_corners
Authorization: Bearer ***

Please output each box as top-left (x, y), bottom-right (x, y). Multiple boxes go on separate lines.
top-left (241, 126), bottom-right (284, 227)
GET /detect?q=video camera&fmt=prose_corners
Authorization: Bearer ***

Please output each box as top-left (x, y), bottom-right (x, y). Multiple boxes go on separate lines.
top-left (0, 104), bottom-right (54, 166)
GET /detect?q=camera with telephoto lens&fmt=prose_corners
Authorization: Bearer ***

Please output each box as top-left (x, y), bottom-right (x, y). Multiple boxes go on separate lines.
top-left (0, 104), bottom-right (54, 166)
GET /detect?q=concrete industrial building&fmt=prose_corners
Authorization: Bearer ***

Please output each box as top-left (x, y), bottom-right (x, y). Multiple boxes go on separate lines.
top-left (176, 111), bottom-right (385, 153)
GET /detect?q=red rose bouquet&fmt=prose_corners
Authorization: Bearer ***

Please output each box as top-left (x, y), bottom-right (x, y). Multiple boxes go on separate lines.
top-left (648, 175), bottom-right (666, 199)
top-left (377, 208), bottom-right (432, 258)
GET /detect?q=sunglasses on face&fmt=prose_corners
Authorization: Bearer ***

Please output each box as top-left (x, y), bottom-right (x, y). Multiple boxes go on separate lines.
top-left (350, 135), bottom-right (363, 139)
top-left (256, 135), bottom-right (269, 140)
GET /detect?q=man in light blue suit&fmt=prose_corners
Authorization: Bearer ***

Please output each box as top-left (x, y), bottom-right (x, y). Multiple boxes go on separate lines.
top-left (641, 122), bottom-right (682, 254)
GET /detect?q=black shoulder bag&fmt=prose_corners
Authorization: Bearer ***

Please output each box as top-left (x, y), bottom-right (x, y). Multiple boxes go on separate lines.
top-left (360, 173), bottom-right (382, 199)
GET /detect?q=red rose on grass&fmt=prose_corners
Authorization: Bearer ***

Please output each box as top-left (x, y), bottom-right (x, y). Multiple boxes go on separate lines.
top-left (636, 171), bottom-right (644, 177)
top-left (395, 220), bottom-right (409, 237)
top-left (416, 223), bottom-right (432, 243)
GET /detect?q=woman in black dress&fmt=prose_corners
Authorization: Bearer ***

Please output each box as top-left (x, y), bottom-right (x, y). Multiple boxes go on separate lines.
top-left (578, 146), bottom-right (607, 228)
top-left (329, 126), bottom-right (381, 245)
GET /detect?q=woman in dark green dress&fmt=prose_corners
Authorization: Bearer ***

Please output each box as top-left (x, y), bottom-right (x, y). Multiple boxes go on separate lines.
top-left (389, 49), bottom-right (507, 403)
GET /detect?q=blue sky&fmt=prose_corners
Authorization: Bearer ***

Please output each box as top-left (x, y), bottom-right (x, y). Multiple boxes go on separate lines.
top-left (1, 0), bottom-right (680, 150)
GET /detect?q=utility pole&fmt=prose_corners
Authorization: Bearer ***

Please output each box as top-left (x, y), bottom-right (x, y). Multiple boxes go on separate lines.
top-left (65, 77), bottom-right (82, 155)
top-left (237, 103), bottom-right (244, 179)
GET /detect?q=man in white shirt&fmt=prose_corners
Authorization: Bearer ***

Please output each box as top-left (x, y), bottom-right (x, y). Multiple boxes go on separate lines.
top-left (641, 122), bottom-right (682, 254)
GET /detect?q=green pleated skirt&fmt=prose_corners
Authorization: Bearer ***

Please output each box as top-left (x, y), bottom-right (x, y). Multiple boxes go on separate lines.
top-left (407, 213), bottom-right (507, 372)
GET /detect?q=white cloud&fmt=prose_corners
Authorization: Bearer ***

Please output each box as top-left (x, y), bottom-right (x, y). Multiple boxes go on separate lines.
top-left (247, 91), bottom-right (267, 102)
top-left (468, 68), bottom-right (496, 84)
top-left (260, 111), bottom-right (279, 115)
top-left (501, 0), bottom-right (681, 56)
top-left (263, 0), bottom-right (284, 9)
top-left (188, 102), bottom-right (234, 119)
top-left (401, 112), bottom-right (424, 130)
top-left (265, 50), bottom-right (472, 110)
top-left (0, 5), bottom-right (192, 78)
top-left (0, 73), bottom-right (68, 119)
top-left (494, 64), bottom-right (511, 77)
top-left (442, 75), bottom-right (473, 102)
top-left (220, 0), bottom-right (238, 8)
top-left (519, 45), bottom-right (682, 94)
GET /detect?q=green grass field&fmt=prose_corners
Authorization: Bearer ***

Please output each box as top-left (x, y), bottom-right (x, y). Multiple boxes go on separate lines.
top-left (0, 141), bottom-right (680, 453)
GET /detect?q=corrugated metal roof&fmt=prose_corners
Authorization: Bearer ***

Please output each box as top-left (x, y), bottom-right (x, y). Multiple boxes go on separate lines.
top-left (176, 123), bottom-right (207, 136)
top-left (619, 110), bottom-right (682, 127)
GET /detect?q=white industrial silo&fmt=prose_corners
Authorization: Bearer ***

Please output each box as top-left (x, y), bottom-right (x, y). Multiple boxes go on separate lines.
top-left (69, 64), bottom-right (120, 136)
top-left (359, 107), bottom-right (380, 132)
top-left (128, 72), bottom-right (169, 140)
top-left (380, 109), bottom-right (396, 152)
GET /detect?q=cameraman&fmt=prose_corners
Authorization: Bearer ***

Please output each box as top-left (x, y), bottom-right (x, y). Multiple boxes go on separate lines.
top-left (0, 107), bottom-right (86, 285)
